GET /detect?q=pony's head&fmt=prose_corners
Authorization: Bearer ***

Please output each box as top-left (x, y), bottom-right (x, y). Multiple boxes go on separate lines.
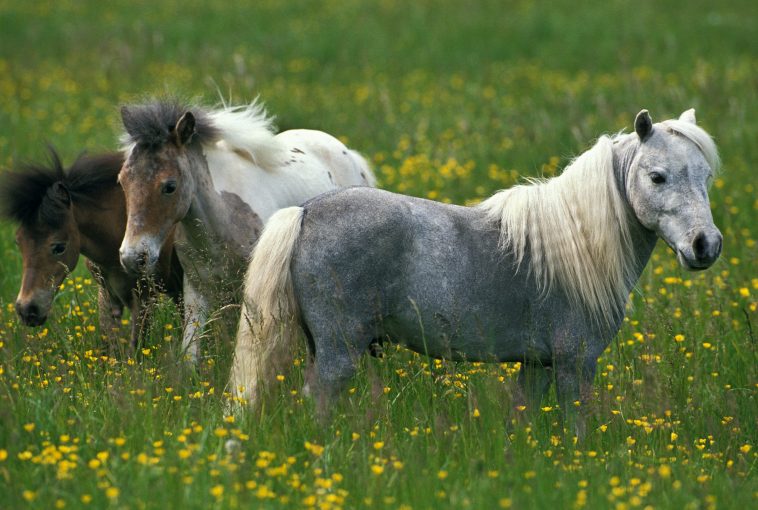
top-left (118, 101), bottom-right (218, 274)
top-left (624, 109), bottom-right (721, 270)
top-left (0, 149), bottom-right (82, 326)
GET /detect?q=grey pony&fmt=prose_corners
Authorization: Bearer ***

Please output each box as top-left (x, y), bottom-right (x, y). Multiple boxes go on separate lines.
top-left (229, 109), bottom-right (722, 432)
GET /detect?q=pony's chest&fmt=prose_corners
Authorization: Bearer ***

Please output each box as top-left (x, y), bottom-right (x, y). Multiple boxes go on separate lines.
top-left (174, 225), bottom-right (244, 289)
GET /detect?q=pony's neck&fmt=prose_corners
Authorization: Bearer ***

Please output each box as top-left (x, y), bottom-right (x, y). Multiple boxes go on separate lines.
top-left (180, 147), bottom-right (258, 270)
top-left (182, 149), bottom-right (225, 244)
top-left (620, 213), bottom-right (658, 296)
top-left (72, 185), bottom-right (127, 270)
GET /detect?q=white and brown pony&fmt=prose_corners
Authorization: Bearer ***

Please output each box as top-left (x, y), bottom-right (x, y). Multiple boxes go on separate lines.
top-left (117, 99), bottom-right (375, 358)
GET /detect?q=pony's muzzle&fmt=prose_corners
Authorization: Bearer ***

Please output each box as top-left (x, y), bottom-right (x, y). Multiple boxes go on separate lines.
top-left (15, 299), bottom-right (47, 327)
top-left (119, 241), bottom-right (160, 275)
top-left (678, 227), bottom-right (722, 270)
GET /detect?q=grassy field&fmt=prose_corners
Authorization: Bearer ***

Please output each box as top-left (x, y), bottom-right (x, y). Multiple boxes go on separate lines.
top-left (0, 0), bottom-right (756, 508)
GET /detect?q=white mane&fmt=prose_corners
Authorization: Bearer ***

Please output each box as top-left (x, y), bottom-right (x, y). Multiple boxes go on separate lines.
top-left (206, 100), bottom-right (286, 170)
top-left (479, 135), bottom-right (635, 327)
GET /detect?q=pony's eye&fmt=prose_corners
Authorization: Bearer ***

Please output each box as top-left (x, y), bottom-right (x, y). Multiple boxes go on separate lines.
top-left (161, 180), bottom-right (177, 195)
top-left (51, 243), bottom-right (66, 256)
top-left (650, 172), bottom-right (666, 184)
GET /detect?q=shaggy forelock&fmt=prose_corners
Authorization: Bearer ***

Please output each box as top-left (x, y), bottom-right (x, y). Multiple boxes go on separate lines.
top-left (0, 148), bottom-right (65, 225)
top-left (37, 188), bottom-right (70, 229)
top-left (120, 99), bottom-right (220, 152)
top-left (659, 118), bottom-right (720, 173)
top-left (0, 147), bottom-right (122, 227)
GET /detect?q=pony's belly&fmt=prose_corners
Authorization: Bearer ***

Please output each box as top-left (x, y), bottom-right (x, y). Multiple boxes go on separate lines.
top-left (382, 314), bottom-right (551, 363)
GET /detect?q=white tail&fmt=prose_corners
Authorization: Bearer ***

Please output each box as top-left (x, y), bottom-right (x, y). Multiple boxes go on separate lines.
top-left (229, 206), bottom-right (304, 406)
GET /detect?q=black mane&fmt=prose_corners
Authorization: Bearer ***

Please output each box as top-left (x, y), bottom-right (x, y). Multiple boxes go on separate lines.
top-left (120, 99), bottom-right (220, 150)
top-left (0, 147), bottom-right (123, 226)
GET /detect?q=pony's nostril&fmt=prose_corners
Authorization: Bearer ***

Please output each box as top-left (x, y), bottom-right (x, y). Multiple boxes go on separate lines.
top-left (136, 252), bottom-right (147, 268)
top-left (692, 231), bottom-right (721, 264)
top-left (692, 232), bottom-right (708, 261)
top-left (120, 248), bottom-right (153, 273)
top-left (16, 301), bottom-right (39, 319)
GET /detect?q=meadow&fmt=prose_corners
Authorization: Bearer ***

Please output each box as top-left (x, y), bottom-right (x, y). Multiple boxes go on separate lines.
top-left (0, 0), bottom-right (756, 508)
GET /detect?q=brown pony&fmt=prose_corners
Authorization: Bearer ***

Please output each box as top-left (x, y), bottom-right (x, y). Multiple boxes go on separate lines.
top-left (0, 147), bottom-right (182, 349)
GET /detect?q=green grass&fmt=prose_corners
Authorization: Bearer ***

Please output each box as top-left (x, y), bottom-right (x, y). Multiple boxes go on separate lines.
top-left (0, 0), bottom-right (756, 508)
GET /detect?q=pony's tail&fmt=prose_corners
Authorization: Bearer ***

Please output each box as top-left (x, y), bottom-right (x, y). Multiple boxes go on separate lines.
top-left (229, 206), bottom-right (304, 408)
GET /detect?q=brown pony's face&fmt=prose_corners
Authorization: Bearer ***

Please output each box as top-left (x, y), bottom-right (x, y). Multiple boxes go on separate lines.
top-left (14, 207), bottom-right (80, 326)
top-left (118, 111), bottom-right (196, 274)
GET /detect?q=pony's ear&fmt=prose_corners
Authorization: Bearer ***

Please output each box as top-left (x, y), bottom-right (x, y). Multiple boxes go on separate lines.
top-left (51, 182), bottom-right (70, 206)
top-left (120, 106), bottom-right (139, 136)
top-left (173, 111), bottom-right (196, 147)
top-left (679, 109), bottom-right (697, 124)
top-left (634, 109), bottom-right (653, 141)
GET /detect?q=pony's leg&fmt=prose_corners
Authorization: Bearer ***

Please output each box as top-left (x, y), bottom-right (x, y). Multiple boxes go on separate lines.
top-left (87, 260), bottom-right (124, 352)
top-left (129, 298), bottom-right (142, 351)
top-left (181, 275), bottom-right (207, 362)
top-left (554, 356), bottom-right (598, 439)
top-left (516, 361), bottom-right (552, 412)
top-left (97, 284), bottom-right (122, 350)
top-left (313, 346), bottom-right (357, 421)
top-left (301, 332), bottom-right (317, 398)
top-left (130, 281), bottom-right (155, 352)
top-left (312, 330), bottom-right (371, 421)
